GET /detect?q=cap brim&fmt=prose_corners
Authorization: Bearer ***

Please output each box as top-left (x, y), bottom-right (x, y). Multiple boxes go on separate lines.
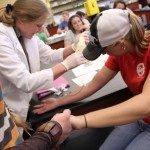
top-left (83, 41), bottom-right (104, 61)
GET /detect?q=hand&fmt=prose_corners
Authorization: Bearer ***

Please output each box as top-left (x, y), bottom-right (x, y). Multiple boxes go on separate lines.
top-left (83, 24), bottom-right (90, 31)
top-left (33, 98), bottom-right (58, 114)
top-left (79, 31), bottom-right (89, 44)
top-left (64, 27), bottom-right (69, 31)
top-left (61, 52), bottom-right (88, 70)
top-left (75, 35), bottom-right (86, 52)
top-left (51, 109), bottom-right (72, 144)
top-left (72, 31), bottom-right (89, 51)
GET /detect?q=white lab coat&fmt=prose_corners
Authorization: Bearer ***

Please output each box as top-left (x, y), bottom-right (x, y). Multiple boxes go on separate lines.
top-left (0, 23), bottom-right (64, 120)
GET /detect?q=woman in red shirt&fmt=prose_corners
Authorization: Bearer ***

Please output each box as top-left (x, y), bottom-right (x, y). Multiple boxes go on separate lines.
top-left (34, 9), bottom-right (150, 150)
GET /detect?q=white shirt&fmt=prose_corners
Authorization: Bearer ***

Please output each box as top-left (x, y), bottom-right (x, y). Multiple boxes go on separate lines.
top-left (0, 23), bottom-right (64, 120)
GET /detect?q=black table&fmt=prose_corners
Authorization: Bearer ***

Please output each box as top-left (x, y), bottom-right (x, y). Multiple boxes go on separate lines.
top-left (28, 69), bottom-right (131, 127)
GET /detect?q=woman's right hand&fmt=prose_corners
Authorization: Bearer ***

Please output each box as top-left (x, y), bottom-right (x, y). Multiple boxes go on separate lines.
top-left (72, 31), bottom-right (90, 52)
top-left (32, 98), bottom-right (58, 114)
top-left (61, 52), bottom-right (88, 70)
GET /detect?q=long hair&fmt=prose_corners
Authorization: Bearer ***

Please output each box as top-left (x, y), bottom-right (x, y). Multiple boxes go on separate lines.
top-left (125, 9), bottom-right (150, 56)
top-left (0, 0), bottom-right (49, 26)
top-left (111, 9), bottom-right (150, 56)
top-left (76, 11), bottom-right (86, 18)
top-left (68, 14), bottom-right (85, 33)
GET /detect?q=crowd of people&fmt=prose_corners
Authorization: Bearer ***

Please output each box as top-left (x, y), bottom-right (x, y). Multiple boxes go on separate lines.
top-left (1, 0), bottom-right (150, 150)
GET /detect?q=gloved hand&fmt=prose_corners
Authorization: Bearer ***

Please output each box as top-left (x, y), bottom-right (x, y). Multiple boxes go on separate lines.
top-left (72, 31), bottom-right (89, 52)
top-left (75, 36), bottom-right (86, 52)
top-left (83, 24), bottom-right (90, 31)
top-left (61, 52), bottom-right (88, 70)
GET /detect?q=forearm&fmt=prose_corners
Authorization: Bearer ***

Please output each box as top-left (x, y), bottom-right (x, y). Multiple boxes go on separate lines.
top-left (8, 132), bottom-right (52, 150)
top-left (57, 28), bottom-right (62, 34)
top-left (63, 45), bottom-right (74, 59)
top-left (82, 95), bottom-right (150, 128)
top-left (58, 68), bottom-right (115, 106)
top-left (58, 84), bottom-right (99, 107)
top-left (64, 41), bottom-right (71, 48)
top-left (52, 63), bottom-right (67, 80)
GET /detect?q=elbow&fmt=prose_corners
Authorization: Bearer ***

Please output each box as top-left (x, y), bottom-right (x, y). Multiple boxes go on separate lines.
top-left (143, 107), bottom-right (150, 117)
top-left (17, 83), bottom-right (33, 93)
top-left (15, 76), bottom-right (34, 93)
top-left (132, 93), bottom-right (150, 119)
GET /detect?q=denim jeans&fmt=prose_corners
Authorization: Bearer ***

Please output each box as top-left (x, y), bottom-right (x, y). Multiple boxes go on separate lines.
top-left (99, 120), bottom-right (150, 150)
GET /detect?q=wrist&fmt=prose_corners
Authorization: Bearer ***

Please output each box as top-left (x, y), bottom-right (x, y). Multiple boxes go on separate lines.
top-left (83, 115), bottom-right (88, 128)
top-left (78, 115), bottom-right (88, 129)
top-left (56, 98), bottom-right (62, 107)
top-left (61, 61), bottom-right (69, 70)
top-left (71, 43), bottom-right (76, 51)
top-left (36, 121), bottom-right (62, 147)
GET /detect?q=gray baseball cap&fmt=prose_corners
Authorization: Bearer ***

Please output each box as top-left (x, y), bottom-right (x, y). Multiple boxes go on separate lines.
top-left (83, 9), bottom-right (131, 60)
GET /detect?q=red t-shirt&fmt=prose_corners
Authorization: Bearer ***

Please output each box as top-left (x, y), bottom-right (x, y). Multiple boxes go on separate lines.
top-left (105, 45), bottom-right (150, 123)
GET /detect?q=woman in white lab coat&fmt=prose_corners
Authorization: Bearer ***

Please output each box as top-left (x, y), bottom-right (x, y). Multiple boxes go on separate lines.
top-left (0, 0), bottom-right (88, 122)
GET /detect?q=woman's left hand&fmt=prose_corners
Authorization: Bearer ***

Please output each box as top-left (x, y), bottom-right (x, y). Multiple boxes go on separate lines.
top-left (32, 98), bottom-right (58, 114)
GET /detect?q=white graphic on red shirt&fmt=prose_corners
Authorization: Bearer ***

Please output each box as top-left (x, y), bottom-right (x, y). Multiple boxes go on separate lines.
top-left (137, 63), bottom-right (145, 77)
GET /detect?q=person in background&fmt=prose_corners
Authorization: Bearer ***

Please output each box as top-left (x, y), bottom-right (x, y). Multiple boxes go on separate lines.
top-left (64, 15), bottom-right (88, 49)
top-left (57, 11), bottom-right (69, 34)
top-left (76, 11), bottom-right (90, 27)
top-left (33, 9), bottom-right (150, 150)
top-left (0, 81), bottom-right (72, 150)
top-left (36, 26), bottom-right (50, 44)
top-left (142, 0), bottom-right (150, 30)
top-left (138, 0), bottom-right (148, 8)
top-left (0, 0), bottom-right (89, 134)
top-left (142, 0), bottom-right (150, 8)
top-left (113, 0), bottom-right (127, 10)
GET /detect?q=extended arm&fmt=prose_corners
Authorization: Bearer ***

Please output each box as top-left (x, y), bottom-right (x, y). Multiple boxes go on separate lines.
top-left (57, 27), bottom-right (63, 34)
top-left (58, 66), bottom-right (117, 106)
top-left (0, 26), bottom-right (88, 92)
top-left (33, 66), bottom-right (117, 114)
top-left (70, 74), bottom-right (150, 129)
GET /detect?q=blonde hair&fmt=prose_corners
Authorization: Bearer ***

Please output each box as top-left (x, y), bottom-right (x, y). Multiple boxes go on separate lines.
top-left (111, 9), bottom-right (150, 56)
top-left (0, 0), bottom-right (49, 26)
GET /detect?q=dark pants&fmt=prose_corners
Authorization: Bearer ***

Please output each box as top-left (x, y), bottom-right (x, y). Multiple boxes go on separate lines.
top-left (61, 127), bottom-right (113, 150)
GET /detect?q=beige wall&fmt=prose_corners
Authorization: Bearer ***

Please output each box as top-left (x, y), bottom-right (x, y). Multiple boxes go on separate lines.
top-left (0, 0), bottom-right (15, 8)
